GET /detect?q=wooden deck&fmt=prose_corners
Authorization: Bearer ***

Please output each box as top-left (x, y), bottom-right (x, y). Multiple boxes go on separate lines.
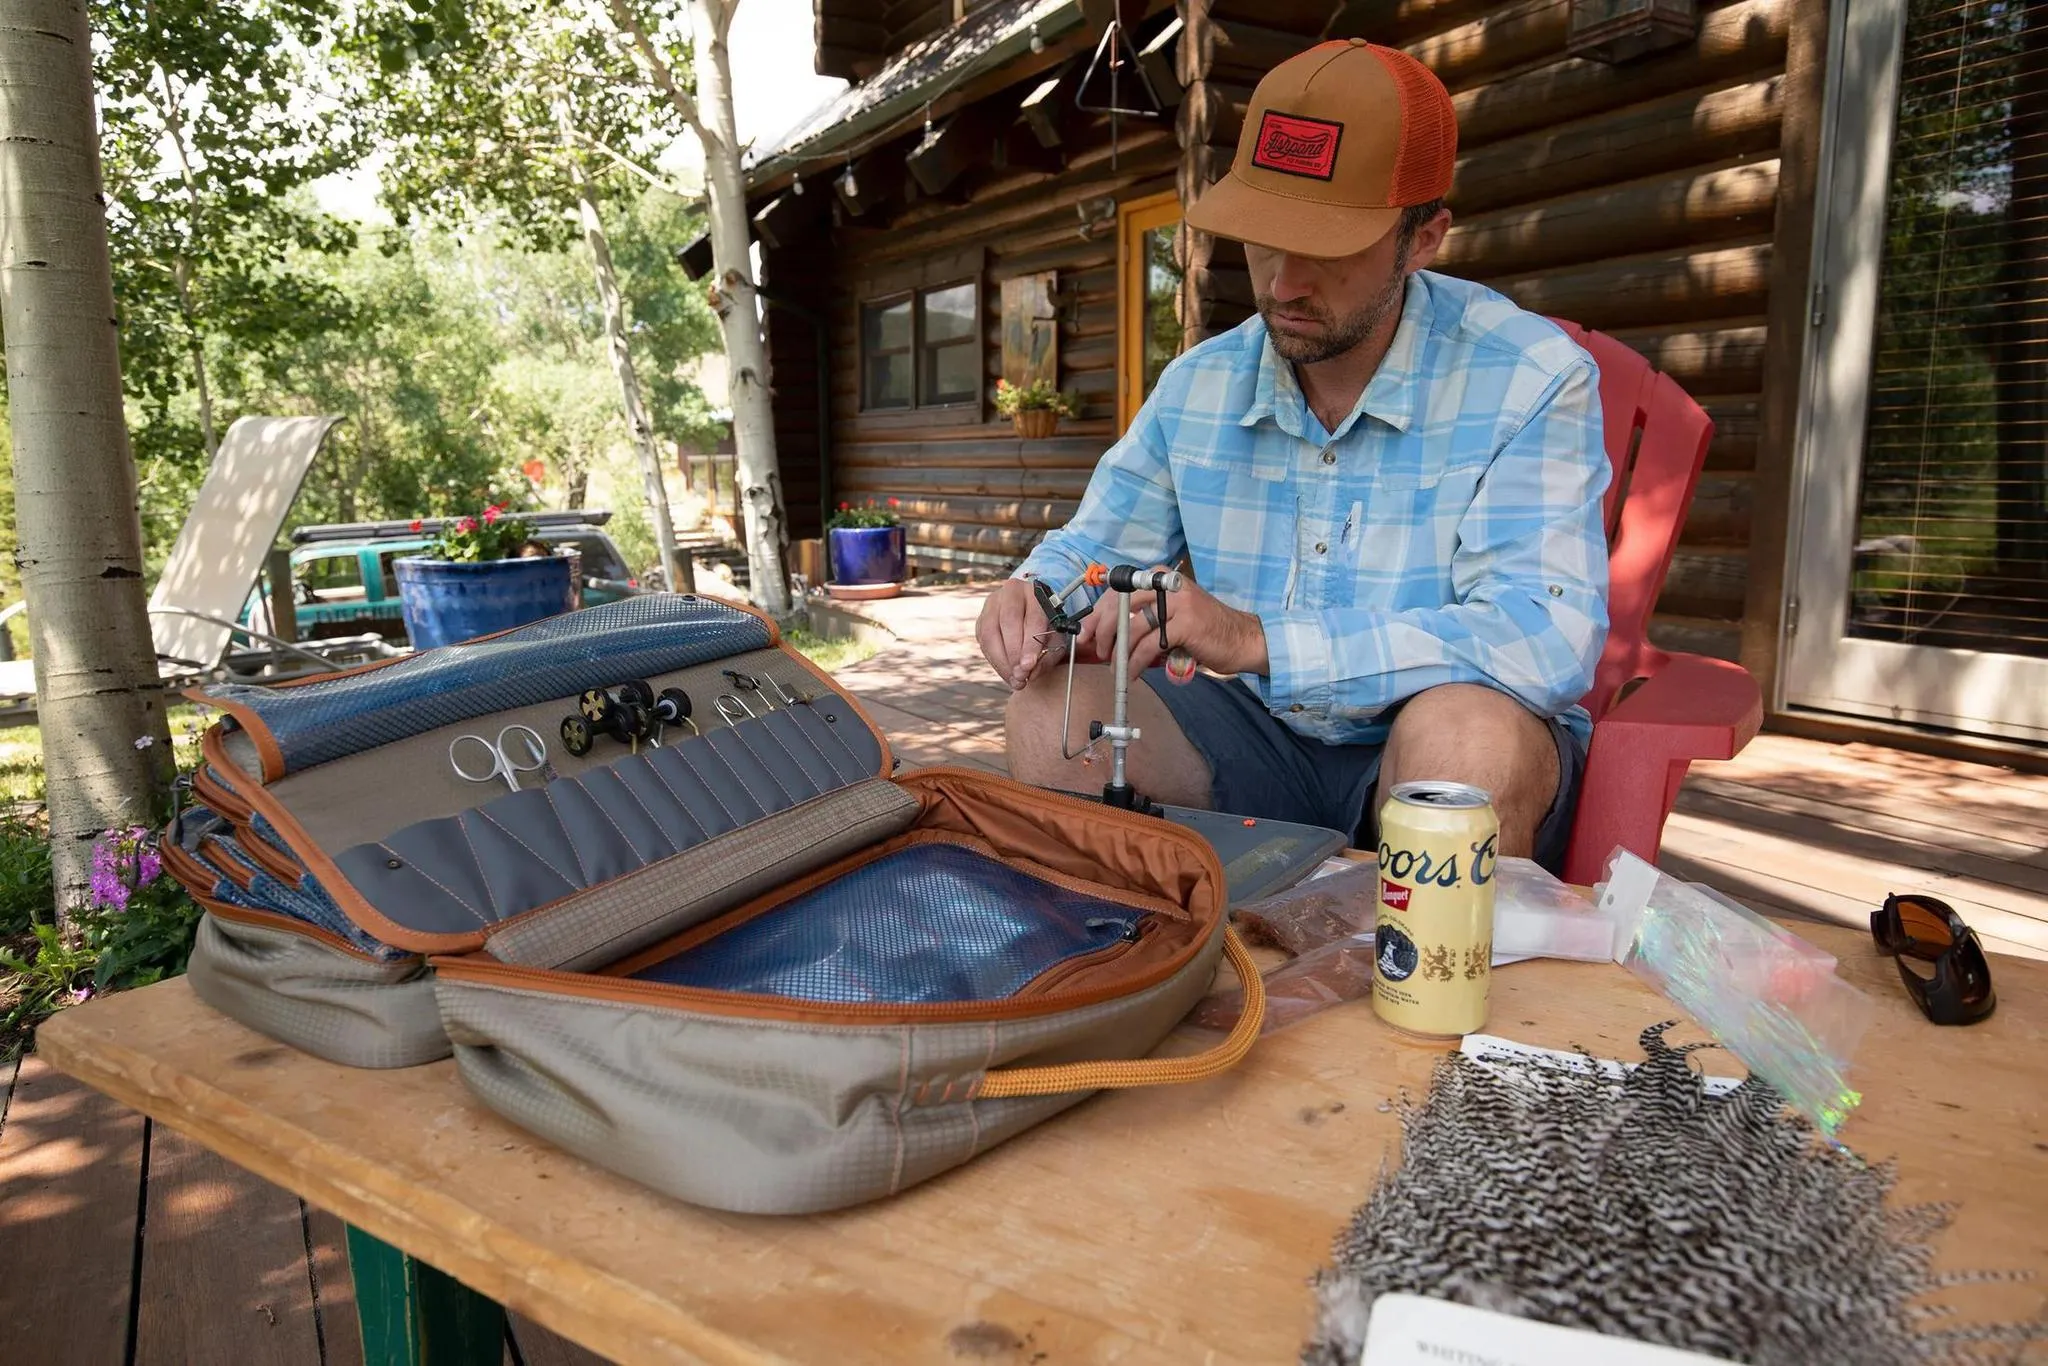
top-left (2, 583), bottom-right (2044, 1365)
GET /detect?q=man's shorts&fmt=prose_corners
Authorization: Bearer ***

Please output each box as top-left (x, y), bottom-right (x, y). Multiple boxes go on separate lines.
top-left (1139, 671), bottom-right (1588, 873)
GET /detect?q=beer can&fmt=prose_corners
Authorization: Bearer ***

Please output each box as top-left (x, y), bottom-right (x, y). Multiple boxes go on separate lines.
top-left (1372, 781), bottom-right (1500, 1038)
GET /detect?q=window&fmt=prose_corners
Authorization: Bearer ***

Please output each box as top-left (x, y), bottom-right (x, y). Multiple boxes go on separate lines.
top-left (860, 280), bottom-right (980, 411)
top-left (300, 552), bottom-right (365, 602)
top-left (1118, 192), bottom-right (1185, 433)
top-left (860, 295), bottom-right (913, 410)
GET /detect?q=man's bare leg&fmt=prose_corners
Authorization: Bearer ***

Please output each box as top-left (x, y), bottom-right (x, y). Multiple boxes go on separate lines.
top-left (1375, 684), bottom-right (1562, 858)
top-left (1004, 663), bottom-right (1215, 808)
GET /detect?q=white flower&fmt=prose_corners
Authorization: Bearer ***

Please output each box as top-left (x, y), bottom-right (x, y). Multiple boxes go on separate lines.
top-left (133, 735), bottom-right (155, 750)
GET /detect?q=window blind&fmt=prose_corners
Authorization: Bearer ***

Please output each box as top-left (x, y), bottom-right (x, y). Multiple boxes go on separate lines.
top-left (1850, 0), bottom-right (2048, 654)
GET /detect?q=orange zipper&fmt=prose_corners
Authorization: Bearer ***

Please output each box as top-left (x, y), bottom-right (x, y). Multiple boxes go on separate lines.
top-left (191, 765), bottom-right (255, 822)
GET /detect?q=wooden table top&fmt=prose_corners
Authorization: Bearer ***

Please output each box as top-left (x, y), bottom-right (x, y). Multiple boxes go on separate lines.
top-left (35, 922), bottom-right (2048, 1365)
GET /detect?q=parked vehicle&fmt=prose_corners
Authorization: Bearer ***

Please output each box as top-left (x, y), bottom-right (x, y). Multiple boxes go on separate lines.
top-left (244, 511), bottom-right (642, 645)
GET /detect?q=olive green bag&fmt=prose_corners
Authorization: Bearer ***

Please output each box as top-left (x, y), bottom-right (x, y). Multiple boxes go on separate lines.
top-left (166, 596), bottom-right (1262, 1213)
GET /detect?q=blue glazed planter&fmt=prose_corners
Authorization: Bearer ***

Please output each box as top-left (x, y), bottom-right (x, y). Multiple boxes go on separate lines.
top-left (828, 526), bottom-right (907, 586)
top-left (393, 555), bottom-right (577, 649)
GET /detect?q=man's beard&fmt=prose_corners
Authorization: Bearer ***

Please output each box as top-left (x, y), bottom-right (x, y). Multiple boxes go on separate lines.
top-left (1256, 256), bottom-right (1409, 365)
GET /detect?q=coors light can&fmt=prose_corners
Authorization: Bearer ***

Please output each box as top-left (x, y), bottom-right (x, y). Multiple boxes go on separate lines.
top-left (1372, 781), bottom-right (1499, 1038)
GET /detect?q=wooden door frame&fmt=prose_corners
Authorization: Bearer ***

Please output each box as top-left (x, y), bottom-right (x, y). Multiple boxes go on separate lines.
top-left (1117, 191), bottom-right (1182, 435)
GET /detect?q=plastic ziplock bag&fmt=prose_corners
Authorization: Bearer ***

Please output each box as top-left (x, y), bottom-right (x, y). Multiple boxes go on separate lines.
top-left (1188, 857), bottom-right (1620, 1034)
top-left (1596, 849), bottom-right (1873, 1137)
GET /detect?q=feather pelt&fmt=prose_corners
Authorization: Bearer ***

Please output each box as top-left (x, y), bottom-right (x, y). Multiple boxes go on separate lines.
top-left (1302, 1023), bottom-right (2042, 1365)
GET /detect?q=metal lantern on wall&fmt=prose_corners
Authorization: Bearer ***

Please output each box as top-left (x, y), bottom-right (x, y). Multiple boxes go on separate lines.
top-left (1566, 0), bottom-right (1697, 63)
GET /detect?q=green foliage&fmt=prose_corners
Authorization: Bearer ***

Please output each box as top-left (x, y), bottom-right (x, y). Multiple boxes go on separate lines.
top-left (0, 824), bottom-right (199, 1061)
top-left (415, 504), bottom-right (538, 562)
top-left (993, 378), bottom-right (1079, 418)
top-left (95, 0), bottom-right (363, 475)
top-left (827, 500), bottom-right (901, 530)
top-left (0, 813), bottom-right (52, 938)
top-left (783, 629), bottom-right (881, 676)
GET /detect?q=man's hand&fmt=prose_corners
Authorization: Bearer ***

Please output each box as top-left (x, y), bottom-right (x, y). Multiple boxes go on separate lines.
top-left (1080, 572), bottom-right (1269, 680)
top-left (976, 578), bottom-right (1060, 691)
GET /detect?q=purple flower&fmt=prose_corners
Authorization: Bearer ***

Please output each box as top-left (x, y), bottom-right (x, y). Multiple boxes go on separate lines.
top-left (87, 825), bottom-right (159, 911)
top-left (67, 985), bottom-right (93, 1005)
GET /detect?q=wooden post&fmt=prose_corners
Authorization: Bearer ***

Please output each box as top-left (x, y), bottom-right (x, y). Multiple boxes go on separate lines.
top-left (344, 1225), bottom-right (504, 1366)
top-left (1740, 0), bottom-right (1830, 711)
top-left (265, 547), bottom-right (296, 644)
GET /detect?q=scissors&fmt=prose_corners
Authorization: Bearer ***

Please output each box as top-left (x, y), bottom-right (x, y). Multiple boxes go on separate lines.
top-left (448, 724), bottom-right (551, 793)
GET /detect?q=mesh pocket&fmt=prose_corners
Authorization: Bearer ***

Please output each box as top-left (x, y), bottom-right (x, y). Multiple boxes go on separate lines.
top-left (631, 842), bottom-right (1146, 1004)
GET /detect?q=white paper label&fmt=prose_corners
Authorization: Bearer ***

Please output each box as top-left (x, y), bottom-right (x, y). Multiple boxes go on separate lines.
top-left (1460, 1034), bottom-right (1741, 1096)
top-left (1361, 1293), bottom-right (1734, 1365)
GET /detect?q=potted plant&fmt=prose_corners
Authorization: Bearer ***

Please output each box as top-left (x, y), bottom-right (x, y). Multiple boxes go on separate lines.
top-left (391, 503), bottom-right (579, 648)
top-left (995, 378), bottom-right (1078, 439)
top-left (825, 498), bottom-right (907, 601)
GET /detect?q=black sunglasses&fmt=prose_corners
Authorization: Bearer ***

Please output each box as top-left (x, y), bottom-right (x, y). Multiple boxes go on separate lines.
top-left (1869, 894), bottom-right (1996, 1026)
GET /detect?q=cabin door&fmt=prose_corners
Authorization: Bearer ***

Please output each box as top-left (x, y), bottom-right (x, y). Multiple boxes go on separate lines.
top-left (1785, 0), bottom-right (2048, 742)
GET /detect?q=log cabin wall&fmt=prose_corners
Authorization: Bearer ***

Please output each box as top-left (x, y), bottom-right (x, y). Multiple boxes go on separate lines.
top-left (815, 76), bottom-right (1183, 571)
top-left (1179, 0), bottom-right (1804, 665)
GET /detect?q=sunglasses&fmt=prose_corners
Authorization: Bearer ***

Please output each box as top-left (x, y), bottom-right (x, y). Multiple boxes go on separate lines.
top-left (1869, 894), bottom-right (1996, 1026)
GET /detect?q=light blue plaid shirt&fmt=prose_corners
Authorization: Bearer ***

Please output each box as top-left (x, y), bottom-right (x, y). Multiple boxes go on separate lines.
top-left (1017, 270), bottom-right (1611, 748)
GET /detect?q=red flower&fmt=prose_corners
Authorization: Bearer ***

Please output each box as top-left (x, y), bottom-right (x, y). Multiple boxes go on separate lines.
top-left (482, 506), bottom-right (503, 525)
top-left (838, 501), bottom-right (850, 510)
top-left (409, 519), bottom-right (423, 533)
top-left (887, 497), bottom-right (900, 508)
top-left (456, 516), bottom-right (477, 534)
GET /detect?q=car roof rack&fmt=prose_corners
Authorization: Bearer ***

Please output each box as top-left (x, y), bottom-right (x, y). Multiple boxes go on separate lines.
top-left (289, 510), bottom-right (614, 545)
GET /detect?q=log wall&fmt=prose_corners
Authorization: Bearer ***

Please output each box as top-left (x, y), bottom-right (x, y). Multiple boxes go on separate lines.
top-left (815, 104), bottom-right (1183, 571)
top-left (774, 0), bottom-right (1819, 659)
top-left (1179, 0), bottom-right (1800, 661)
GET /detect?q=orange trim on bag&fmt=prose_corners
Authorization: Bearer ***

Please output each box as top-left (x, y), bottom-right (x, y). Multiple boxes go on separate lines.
top-left (196, 899), bottom-right (415, 965)
top-left (188, 596), bottom-right (784, 778)
top-left (201, 836), bottom-right (259, 892)
top-left (440, 765), bottom-right (1232, 1028)
top-left (972, 927), bottom-right (1266, 1099)
top-left (200, 727), bottom-right (483, 955)
top-left (189, 762), bottom-right (255, 823)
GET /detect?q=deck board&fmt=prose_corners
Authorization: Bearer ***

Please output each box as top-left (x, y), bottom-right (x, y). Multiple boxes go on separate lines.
top-left (306, 1206), bottom-right (363, 1366)
top-left (135, 1124), bottom-right (325, 1365)
top-left (0, 1054), bottom-right (145, 1364)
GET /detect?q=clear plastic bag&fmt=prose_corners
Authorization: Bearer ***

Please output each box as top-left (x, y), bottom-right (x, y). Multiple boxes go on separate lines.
top-left (1596, 849), bottom-right (1872, 1136)
top-left (1188, 857), bottom-right (1620, 1034)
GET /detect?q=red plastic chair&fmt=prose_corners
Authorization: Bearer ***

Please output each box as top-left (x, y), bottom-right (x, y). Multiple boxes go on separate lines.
top-left (1550, 320), bottom-right (1764, 885)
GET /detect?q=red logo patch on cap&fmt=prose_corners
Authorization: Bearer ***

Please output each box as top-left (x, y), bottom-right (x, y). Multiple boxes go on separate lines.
top-left (1381, 879), bottom-right (1411, 911)
top-left (1251, 110), bottom-right (1344, 181)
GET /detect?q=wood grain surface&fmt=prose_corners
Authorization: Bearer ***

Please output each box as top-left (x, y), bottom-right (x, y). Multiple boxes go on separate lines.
top-left (34, 923), bottom-right (2048, 1365)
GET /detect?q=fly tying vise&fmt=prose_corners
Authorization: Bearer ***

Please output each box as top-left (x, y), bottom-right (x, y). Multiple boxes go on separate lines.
top-left (1032, 562), bottom-right (1193, 814)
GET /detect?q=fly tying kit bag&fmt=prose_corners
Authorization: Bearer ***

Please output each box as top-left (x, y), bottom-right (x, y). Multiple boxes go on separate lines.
top-left (162, 595), bottom-right (1261, 1213)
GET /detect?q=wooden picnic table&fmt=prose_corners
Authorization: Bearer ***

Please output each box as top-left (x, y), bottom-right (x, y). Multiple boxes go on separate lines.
top-left (33, 919), bottom-right (2048, 1365)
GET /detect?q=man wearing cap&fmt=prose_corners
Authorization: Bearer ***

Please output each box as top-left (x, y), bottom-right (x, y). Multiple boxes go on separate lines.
top-left (976, 40), bottom-right (1609, 868)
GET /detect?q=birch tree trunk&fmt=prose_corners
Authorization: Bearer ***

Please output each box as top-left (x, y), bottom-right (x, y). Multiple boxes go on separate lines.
top-left (560, 102), bottom-right (692, 594)
top-left (690, 0), bottom-right (790, 615)
top-left (0, 0), bottom-right (175, 915)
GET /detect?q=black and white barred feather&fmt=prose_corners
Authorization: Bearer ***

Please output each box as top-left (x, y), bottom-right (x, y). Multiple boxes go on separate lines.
top-left (1301, 1023), bottom-right (2045, 1366)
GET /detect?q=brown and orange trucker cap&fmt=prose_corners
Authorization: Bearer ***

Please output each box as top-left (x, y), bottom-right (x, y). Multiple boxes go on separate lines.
top-left (1184, 39), bottom-right (1457, 259)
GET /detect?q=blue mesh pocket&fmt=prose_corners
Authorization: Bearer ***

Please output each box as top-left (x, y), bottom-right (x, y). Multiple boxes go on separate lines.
top-left (204, 596), bottom-right (774, 774)
top-left (632, 841), bottom-right (1148, 1004)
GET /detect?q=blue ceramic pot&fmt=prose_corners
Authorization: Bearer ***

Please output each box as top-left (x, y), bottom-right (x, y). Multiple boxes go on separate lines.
top-left (828, 526), bottom-right (907, 585)
top-left (393, 555), bottom-right (577, 649)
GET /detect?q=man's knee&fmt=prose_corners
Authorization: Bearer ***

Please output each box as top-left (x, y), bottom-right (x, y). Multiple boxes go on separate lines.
top-left (1381, 685), bottom-right (1560, 842)
top-left (1003, 672), bottom-right (1068, 785)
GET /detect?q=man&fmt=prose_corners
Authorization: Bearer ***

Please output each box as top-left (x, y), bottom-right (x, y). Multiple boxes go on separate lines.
top-left (975, 39), bottom-right (1610, 869)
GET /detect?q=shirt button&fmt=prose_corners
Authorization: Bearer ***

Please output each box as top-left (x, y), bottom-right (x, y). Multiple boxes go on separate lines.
top-left (1315, 542), bottom-right (1327, 555)
top-left (1289, 703), bottom-right (1304, 713)
top-left (1548, 584), bottom-right (1564, 598)
top-left (1320, 450), bottom-right (1336, 465)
